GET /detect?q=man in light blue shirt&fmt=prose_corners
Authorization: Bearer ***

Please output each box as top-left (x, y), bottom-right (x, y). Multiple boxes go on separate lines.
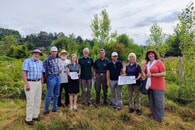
top-left (22, 49), bottom-right (44, 125)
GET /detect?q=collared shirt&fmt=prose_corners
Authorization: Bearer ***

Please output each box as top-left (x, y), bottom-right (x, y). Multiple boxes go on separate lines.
top-left (22, 58), bottom-right (44, 80)
top-left (106, 60), bottom-right (123, 80)
top-left (125, 63), bottom-right (142, 78)
top-left (78, 56), bottom-right (94, 79)
top-left (58, 59), bottom-right (71, 83)
top-left (43, 56), bottom-right (60, 76)
top-left (94, 58), bottom-right (109, 73)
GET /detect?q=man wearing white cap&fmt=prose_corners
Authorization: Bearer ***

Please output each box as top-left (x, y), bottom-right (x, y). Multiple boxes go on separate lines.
top-left (43, 46), bottom-right (61, 115)
top-left (106, 52), bottom-right (124, 110)
top-left (58, 50), bottom-right (71, 107)
top-left (22, 49), bottom-right (44, 125)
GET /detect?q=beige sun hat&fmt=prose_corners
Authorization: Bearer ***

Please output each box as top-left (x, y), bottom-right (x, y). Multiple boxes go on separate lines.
top-left (59, 50), bottom-right (69, 56)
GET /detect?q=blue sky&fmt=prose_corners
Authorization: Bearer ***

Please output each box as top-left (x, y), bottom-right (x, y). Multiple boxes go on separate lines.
top-left (0, 0), bottom-right (192, 45)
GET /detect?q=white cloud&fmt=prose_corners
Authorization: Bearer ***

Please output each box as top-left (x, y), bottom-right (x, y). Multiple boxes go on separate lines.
top-left (0, 0), bottom-right (192, 44)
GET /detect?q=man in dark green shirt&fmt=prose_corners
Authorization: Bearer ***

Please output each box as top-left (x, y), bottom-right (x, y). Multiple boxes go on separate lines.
top-left (93, 49), bottom-right (109, 106)
top-left (78, 48), bottom-right (94, 106)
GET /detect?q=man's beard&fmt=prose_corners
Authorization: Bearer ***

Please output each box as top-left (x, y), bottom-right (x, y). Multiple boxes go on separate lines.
top-left (61, 56), bottom-right (67, 60)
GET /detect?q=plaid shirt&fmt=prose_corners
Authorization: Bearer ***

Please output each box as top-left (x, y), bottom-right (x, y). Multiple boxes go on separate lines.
top-left (43, 56), bottom-right (60, 76)
top-left (22, 58), bottom-right (44, 80)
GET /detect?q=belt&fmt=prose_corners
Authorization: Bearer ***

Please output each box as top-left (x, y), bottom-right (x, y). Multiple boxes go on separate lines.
top-left (110, 79), bottom-right (118, 81)
top-left (48, 74), bottom-right (59, 76)
top-left (27, 79), bottom-right (41, 82)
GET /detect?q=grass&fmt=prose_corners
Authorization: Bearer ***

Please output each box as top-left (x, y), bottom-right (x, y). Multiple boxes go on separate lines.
top-left (0, 98), bottom-right (195, 130)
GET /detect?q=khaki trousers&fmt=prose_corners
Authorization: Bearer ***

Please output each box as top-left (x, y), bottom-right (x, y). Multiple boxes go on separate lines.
top-left (127, 84), bottom-right (140, 110)
top-left (25, 81), bottom-right (42, 121)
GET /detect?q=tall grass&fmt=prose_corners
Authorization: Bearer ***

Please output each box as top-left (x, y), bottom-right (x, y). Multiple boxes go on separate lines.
top-left (0, 99), bottom-right (194, 130)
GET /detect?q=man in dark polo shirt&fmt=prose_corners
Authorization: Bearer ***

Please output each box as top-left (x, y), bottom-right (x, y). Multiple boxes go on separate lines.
top-left (106, 52), bottom-right (124, 110)
top-left (79, 48), bottom-right (94, 106)
top-left (94, 49), bottom-right (109, 106)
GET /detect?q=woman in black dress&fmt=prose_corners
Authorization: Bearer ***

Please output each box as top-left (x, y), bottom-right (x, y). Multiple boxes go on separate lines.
top-left (66, 54), bottom-right (81, 110)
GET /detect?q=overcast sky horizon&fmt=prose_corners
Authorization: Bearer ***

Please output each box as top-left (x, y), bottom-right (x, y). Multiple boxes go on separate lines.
top-left (0, 0), bottom-right (192, 45)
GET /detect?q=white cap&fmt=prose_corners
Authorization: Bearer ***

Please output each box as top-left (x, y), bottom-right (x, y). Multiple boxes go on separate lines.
top-left (50, 46), bottom-right (58, 52)
top-left (111, 52), bottom-right (118, 56)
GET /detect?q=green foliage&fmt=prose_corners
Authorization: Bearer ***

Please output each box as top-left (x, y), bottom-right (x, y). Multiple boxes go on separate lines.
top-left (165, 33), bottom-right (182, 57)
top-left (2, 35), bottom-right (18, 50)
top-left (146, 23), bottom-right (167, 57)
top-left (177, 2), bottom-right (195, 87)
top-left (6, 44), bottom-right (29, 59)
top-left (0, 28), bottom-right (21, 41)
top-left (90, 9), bottom-right (111, 44)
top-left (0, 60), bottom-right (25, 98)
top-left (163, 57), bottom-right (179, 82)
top-left (116, 34), bottom-right (134, 48)
top-left (25, 42), bottom-right (35, 50)
top-left (115, 34), bottom-right (144, 60)
top-left (104, 42), bottom-right (125, 60)
top-left (51, 36), bottom-right (77, 55)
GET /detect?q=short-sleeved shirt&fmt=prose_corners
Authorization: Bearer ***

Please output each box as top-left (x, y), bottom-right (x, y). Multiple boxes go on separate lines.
top-left (43, 56), bottom-right (60, 76)
top-left (106, 60), bottom-right (123, 80)
top-left (22, 58), bottom-right (44, 80)
top-left (58, 59), bottom-right (71, 83)
top-left (94, 58), bottom-right (109, 73)
top-left (67, 64), bottom-right (81, 73)
top-left (78, 56), bottom-right (94, 79)
top-left (144, 60), bottom-right (166, 91)
top-left (126, 63), bottom-right (142, 78)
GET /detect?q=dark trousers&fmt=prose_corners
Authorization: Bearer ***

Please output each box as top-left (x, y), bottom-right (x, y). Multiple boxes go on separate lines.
top-left (95, 73), bottom-right (108, 105)
top-left (148, 89), bottom-right (165, 122)
top-left (81, 79), bottom-right (92, 104)
top-left (58, 83), bottom-right (69, 106)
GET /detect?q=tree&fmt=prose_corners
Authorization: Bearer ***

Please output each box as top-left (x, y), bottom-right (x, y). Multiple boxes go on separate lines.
top-left (51, 36), bottom-right (77, 55)
top-left (2, 35), bottom-right (18, 50)
top-left (165, 29), bottom-right (182, 57)
top-left (146, 23), bottom-right (166, 57)
top-left (116, 34), bottom-right (134, 47)
top-left (90, 9), bottom-right (111, 44)
top-left (177, 2), bottom-right (195, 86)
top-left (104, 43), bottom-right (125, 61)
top-left (0, 28), bottom-right (21, 41)
top-left (116, 34), bottom-right (144, 60)
top-left (6, 44), bottom-right (29, 58)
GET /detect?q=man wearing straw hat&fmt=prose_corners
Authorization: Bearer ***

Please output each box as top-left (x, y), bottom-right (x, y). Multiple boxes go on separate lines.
top-left (58, 50), bottom-right (71, 107)
top-left (22, 49), bottom-right (44, 125)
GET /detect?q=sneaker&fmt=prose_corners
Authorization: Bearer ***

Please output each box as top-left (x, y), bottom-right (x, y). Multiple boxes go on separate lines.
top-left (129, 108), bottom-right (134, 113)
top-left (69, 106), bottom-right (73, 110)
top-left (73, 105), bottom-right (77, 109)
top-left (136, 109), bottom-right (142, 115)
top-left (25, 120), bottom-right (34, 125)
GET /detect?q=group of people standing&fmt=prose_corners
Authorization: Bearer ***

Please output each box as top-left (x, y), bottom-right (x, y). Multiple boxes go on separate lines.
top-left (22, 46), bottom-right (166, 125)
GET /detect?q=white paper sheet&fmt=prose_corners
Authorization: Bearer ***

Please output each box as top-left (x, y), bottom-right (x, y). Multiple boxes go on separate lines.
top-left (69, 72), bottom-right (79, 79)
top-left (118, 76), bottom-right (136, 85)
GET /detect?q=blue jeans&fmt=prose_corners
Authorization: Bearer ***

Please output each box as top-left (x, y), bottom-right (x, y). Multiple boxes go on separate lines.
top-left (44, 75), bottom-right (61, 112)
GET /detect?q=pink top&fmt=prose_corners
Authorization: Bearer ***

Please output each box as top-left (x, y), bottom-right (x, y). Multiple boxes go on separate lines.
top-left (144, 60), bottom-right (166, 91)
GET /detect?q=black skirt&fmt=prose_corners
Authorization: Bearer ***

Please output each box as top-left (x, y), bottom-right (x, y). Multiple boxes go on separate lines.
top-left (68, 79), bottom-right (79, 94)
